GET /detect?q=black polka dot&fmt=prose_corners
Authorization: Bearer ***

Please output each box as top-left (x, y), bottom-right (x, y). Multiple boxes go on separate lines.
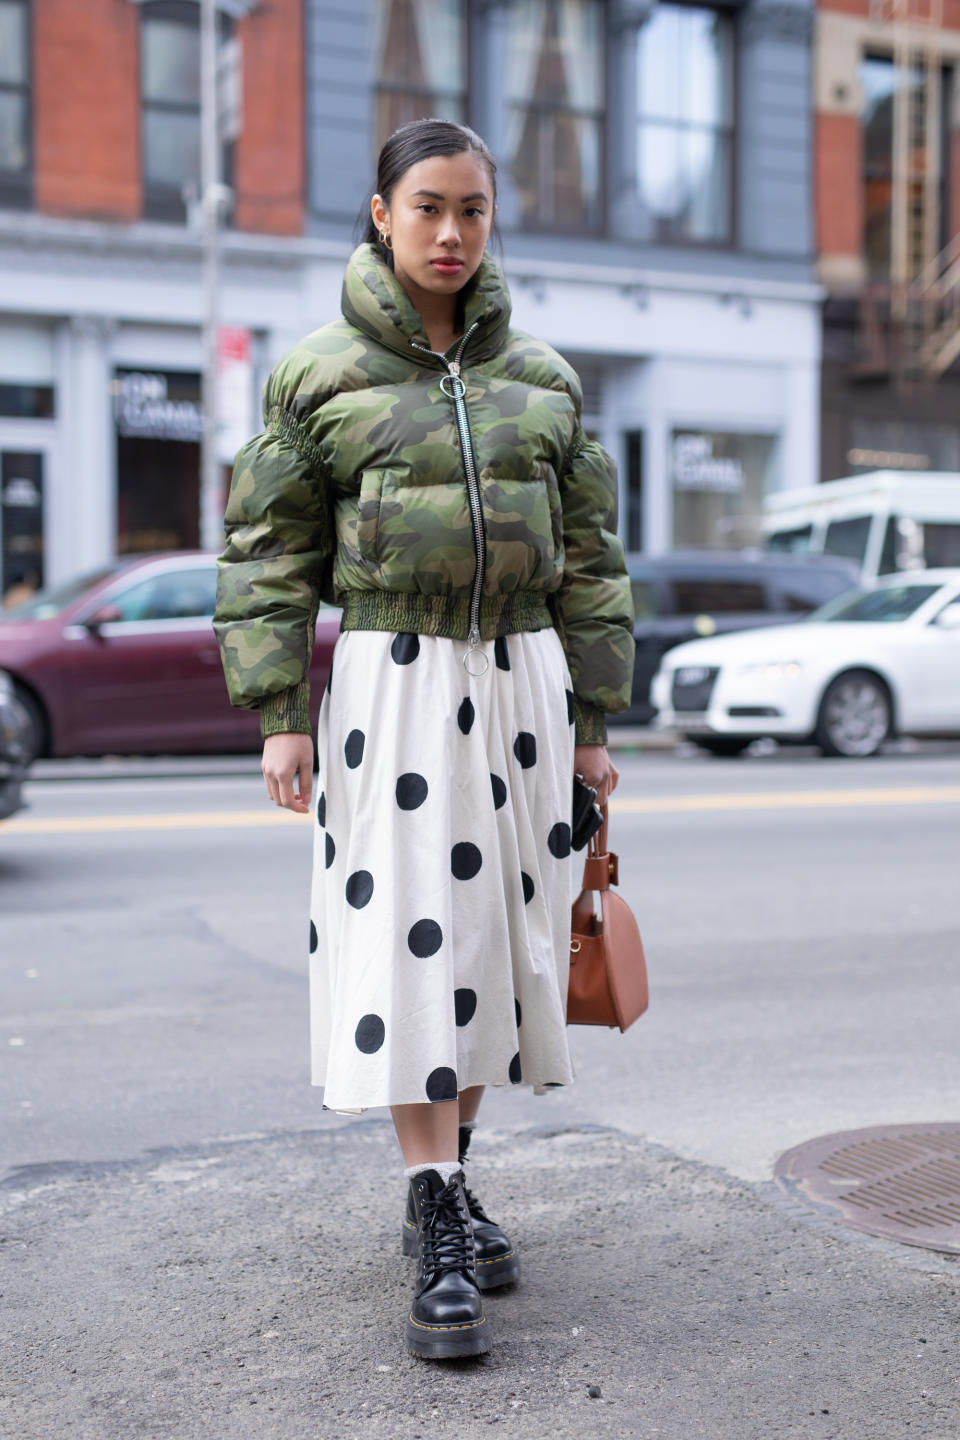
top-left (566, 689), bottom-right (575, 725)
top-left (514, 998), bottom-right (522, 1027)
top-left (426, 1066), bottom-right (458, 1102)
top-left (509, 1052), bottom-right (522, 1085)
top-left (355, 1013), bottom-right (385, 1054)
top-left (344, 729), bottom-right (365, 768)
top-left (548, 822), bottom-right (572, 859)
top-left (521, 871), bottom-right (534, 904)
top-left (309, 920), bottom-right (318, 954)
top-left (457, 697), bottom-right (475, 735)
top-left (391, 633), bottom-right (420, 665)
top-left (317, 791), bottom-right (326, 828)
top-left (326, 656), bottom-right (333, 697)
top-left (454, 988), bottom-right (477, 1026)
top-left (396, 772), bottom-right (428, 810)
top-left (543, 1082), bottom-right (563, 1088)
top-left (513, 732), bottom-right (537, 768)
top-left (494, 636), bottom-right (510, 671)
top-left (408, 919), bottom-right (443, 957)
top-left (325, 832), bottom-right (336, 868)
top-left (490, 773), bottom-right (507, 810)
top-left (451, 842), bottom-right (482, 880)
top-left (345, 870), bottom-right (374, 908)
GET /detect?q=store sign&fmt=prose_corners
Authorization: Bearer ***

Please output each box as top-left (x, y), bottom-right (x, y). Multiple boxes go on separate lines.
top-left (217, 327), bottom-right (253, 463)
top-left (672, 433), bottom-right (744, 494)
top-left (113, 371), bottom-right (204, 443)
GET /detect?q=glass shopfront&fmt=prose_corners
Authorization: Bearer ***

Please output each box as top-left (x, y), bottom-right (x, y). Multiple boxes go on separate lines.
top-left (113, 369), bottom-right (203, 553)
top-left (671, 430), bottom-right (778, 548)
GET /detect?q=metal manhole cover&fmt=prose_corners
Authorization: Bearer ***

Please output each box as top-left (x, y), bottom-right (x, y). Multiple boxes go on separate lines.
top-left (774, 1123), bottom-right (960, 1254)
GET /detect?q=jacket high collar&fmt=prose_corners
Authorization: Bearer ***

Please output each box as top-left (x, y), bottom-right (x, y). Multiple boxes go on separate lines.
top-left (341, 243), bottom-right (512, 366)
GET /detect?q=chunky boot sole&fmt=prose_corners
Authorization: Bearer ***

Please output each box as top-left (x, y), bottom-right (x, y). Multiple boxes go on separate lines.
top-left (402, 1219), bottom-right (521, 1290)
top-left (405, 1311), bottom-right (490, 1359)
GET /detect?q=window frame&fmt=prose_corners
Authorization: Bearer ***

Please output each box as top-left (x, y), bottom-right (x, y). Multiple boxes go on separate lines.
top-left (633, 0), bottom-right (737, 249)
top-left (503, 0), bottom-right (608, 236)
top-left (139, 0), bottom-right (234, 225)
top-left (373, 0), bottom-right (471, 157)
top-left (0, 0), bottom-right (32, 210)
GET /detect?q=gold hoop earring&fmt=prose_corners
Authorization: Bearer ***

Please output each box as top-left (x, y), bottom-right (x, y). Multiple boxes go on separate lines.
top-left (379, 229), bottom-right (393, 250)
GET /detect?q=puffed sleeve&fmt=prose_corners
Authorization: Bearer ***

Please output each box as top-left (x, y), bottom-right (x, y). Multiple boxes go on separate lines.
top-left (553, 423), bottom-right (635, 746)
top-left (213, 374), bottom-right (335, 738)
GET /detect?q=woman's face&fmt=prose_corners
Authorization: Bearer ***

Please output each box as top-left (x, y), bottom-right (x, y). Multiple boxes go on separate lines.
top-left (372, 152), bottom-right (495, 305)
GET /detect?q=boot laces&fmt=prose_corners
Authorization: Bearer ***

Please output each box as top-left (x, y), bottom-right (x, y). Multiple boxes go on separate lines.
top-left (419, 1179), bottom-right (474, 1272)
top-left (462, 1182), bottom-right (491, 1225)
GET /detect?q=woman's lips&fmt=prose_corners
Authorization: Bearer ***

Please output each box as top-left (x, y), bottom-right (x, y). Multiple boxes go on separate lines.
top-left (431, 259), bottom-right (463, 275)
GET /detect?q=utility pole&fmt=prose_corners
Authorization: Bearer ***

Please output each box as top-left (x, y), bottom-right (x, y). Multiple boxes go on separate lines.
top-left (200, 0), bottom-right (223, 552)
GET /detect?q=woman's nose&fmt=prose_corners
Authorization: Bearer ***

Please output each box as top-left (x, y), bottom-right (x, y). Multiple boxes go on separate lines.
top-left (437, 214), bottom-right (461, 246)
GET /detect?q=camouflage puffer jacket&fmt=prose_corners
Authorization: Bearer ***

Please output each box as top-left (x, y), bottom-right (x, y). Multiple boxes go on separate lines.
top-left (214, 244), bottom-right (634, 745)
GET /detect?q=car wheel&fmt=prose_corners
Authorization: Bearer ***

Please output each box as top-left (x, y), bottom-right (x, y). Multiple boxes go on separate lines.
top-left (11, 682), bottom-right (48, 763)
top-left (815, 670), bottom-right (891, 758)
top-left (686, 736), bottom-right (752, 758)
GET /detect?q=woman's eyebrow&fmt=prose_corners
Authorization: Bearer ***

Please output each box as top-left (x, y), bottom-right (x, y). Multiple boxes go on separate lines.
top-left (411, 189), bottom-right (489, 204)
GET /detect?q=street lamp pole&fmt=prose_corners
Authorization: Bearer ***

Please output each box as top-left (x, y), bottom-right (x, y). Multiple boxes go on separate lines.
top-left (199, 0), bottom-right (222, 552)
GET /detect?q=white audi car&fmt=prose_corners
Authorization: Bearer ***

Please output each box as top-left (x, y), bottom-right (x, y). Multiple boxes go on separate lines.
top-left (650, 570), bottom-right (960, 757)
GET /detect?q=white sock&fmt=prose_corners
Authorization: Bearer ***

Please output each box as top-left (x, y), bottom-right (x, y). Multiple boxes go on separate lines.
top-left (459, 1120), bottom-right (477, 1133)
top-left (405, 1161), bottom-right (462, 1185)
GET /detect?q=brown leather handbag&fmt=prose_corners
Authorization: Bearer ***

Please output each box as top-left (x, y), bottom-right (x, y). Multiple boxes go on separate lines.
top-left (568, 805), bottom-right (649, 1031)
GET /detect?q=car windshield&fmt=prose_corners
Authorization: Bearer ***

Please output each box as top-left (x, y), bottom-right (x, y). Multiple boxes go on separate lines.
top-left (810, 583), bottom-right (940, 624)
top-left (0, 565), bottom-right (124, 620)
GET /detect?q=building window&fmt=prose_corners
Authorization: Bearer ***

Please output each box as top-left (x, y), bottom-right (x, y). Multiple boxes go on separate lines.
top-left (140, 0), bottom-right (234, 223)
top-left (635, 4), bottom-right (734, 244)
top-left (374, 0), bottom-right (466, 154)
top-left (861, 54), bottom-right (951, 281)
top-left (625, 431), bottom-right (643, 552)
top-left (0, 0), bottom-right (30, 209)
top-left (505, 0), bottom-right (605, 232)
top-left (671, 431), bottom-right (777, 548)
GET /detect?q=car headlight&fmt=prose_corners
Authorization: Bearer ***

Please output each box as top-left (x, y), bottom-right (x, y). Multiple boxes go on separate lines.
top-left (739, 660), bottom-right (803, 681)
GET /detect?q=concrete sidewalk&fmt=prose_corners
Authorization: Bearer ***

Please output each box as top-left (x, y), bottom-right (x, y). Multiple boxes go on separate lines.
top-left (3, 1121), bottom-right (956, 1440)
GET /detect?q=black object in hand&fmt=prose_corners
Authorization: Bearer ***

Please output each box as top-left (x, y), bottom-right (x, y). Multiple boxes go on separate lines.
top-left (571, 776), bottom-right (604, 851)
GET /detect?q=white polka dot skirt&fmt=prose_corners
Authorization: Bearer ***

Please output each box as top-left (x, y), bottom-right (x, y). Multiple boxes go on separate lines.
top-left (308, 627), bottom-right (578, 1115)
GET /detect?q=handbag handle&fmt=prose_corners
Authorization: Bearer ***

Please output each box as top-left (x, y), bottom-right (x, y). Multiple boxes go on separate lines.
top-left (579, 804), bottom-right (619, 892)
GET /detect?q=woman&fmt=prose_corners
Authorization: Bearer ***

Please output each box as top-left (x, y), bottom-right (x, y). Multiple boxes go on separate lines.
top-left (214, 120), bottom-right (634, 1360)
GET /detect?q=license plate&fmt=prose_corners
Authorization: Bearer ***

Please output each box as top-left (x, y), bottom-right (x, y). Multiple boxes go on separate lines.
top-left (675, 666), bottom-right (711, 686)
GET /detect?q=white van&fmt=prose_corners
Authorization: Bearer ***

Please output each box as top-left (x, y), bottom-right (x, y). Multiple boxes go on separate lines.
top-left (762, 471), bottom-right (960, 582)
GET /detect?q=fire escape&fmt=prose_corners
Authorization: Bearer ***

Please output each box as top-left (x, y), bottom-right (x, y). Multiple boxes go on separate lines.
top-left (860, 0), bottom-right (960, 383)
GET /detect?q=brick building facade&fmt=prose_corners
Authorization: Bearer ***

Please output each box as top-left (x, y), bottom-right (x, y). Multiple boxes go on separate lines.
top-left (815, 0), bottom-right (960, 482)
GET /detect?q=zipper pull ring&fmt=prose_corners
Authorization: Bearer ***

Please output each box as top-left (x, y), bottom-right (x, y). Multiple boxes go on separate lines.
top-left (463, 626), bottom-right (489, 676)
top-left (440, 372), bottom-right (466, 400)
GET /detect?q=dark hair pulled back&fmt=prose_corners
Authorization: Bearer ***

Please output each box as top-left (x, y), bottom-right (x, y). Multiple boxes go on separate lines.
top-left (357, 118), bottom-right (499, 267)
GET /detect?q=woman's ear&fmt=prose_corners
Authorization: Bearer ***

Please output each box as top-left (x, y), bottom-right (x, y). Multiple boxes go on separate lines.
top-left (371, 193), bottom-right (388, 232)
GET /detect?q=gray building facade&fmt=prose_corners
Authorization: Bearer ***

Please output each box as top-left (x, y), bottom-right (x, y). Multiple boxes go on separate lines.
top-left (303, 0), bottom-right (820, 554)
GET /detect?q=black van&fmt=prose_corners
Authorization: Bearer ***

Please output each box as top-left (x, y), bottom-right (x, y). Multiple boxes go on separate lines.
top-left (612, 550), bottom-right (859, 725)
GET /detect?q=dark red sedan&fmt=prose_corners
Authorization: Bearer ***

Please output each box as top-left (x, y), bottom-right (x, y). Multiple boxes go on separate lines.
top-left (0, 552), bottom-right (340, 759)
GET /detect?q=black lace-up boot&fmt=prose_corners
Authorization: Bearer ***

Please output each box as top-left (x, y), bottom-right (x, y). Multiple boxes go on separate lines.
top-left (404, 1168), bottom-right (489, 1359)
top-left (402, 1128), bottom-right (521, 1289)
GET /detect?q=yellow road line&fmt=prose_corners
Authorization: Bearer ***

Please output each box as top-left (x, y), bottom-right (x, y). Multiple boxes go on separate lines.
top-left (610, 786), bottom-right (960, 814)
top-left (2, 786), bottom-right (960, 836)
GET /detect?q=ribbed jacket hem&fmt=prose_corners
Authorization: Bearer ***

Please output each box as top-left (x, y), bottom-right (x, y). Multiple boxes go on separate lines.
top-left (340, 589), bottom-right (553, 640)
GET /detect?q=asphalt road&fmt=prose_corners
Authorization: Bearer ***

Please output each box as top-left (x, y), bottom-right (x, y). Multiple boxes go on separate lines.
top-left (3, 743), bottom-right (960, 1438)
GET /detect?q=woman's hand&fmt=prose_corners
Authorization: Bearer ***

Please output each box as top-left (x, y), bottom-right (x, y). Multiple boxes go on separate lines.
top-left (262, 733), bottom-right (314, 814)
top-left (574, 744), bottom-right (619, 807)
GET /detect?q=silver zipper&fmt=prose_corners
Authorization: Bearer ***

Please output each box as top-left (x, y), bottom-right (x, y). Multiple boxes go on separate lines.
top-left (411, 324), bottom-right (488, 669)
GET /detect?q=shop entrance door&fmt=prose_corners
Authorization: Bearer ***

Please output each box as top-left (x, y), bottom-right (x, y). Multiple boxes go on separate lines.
top-left (0, 426), bottom-right (54, 607)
